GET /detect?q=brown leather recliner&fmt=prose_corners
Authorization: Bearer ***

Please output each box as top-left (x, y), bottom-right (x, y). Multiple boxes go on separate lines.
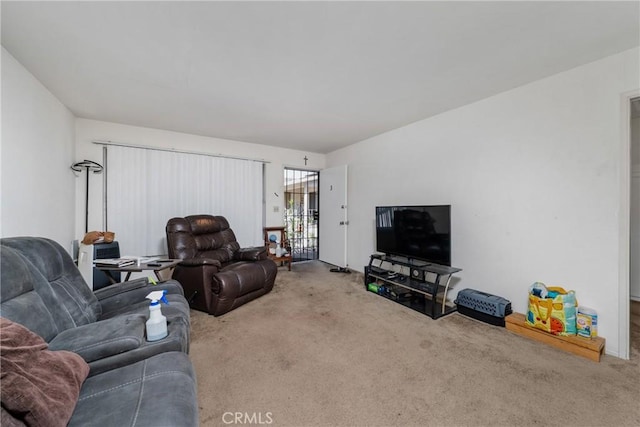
top-left (166, 215), bottom-right (277, 316)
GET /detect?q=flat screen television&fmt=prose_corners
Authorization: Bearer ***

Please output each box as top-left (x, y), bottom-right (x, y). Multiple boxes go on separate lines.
top-left (375, 205), bottom-right (451, 266)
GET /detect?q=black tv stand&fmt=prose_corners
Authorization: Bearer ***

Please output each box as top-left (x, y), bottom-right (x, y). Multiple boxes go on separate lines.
top-left (365, 254), bottom-right (462, 319)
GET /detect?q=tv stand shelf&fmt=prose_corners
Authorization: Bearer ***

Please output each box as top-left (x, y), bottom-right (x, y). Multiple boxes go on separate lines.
top-left (365, 254), bottom-right (462, 319)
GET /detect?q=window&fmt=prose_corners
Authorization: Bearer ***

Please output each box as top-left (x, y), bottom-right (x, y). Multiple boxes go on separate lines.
top-left (105, 145), bottom-right (263, 256)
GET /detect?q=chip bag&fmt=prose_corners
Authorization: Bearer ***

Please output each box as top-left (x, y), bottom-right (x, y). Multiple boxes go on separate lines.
top-left (81, 231), bottom-right (115, 245)
top-left (526, 282), bottom-right (577, 336)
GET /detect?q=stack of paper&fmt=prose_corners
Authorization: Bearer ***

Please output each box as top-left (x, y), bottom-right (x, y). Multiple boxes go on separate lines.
top-left (94, 258), bottom-right (136, 268)
top-left (121, 256), bottom-right (158, 264)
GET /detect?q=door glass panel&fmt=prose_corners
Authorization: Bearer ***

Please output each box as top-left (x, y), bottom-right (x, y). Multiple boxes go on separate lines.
top-left (284, 168), bottom-right (319, 262)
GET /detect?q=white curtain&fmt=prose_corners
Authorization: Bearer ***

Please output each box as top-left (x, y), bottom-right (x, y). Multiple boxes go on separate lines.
top-left (106, 145), bottom-right (264, 256)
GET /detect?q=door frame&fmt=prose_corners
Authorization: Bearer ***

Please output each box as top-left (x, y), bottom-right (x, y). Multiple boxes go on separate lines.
top-left (618, 89), bottom-right (639, 360)
top-left (283, 167), bottom-right (319, 262)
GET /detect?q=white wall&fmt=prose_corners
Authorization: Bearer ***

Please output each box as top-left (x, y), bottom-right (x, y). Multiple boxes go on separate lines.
top-left (327, 48), bottom-right (640, 357)
top-left (74, 119), bottom-right (326, 242)
top-left (1, 48), bottom-right (76, 248)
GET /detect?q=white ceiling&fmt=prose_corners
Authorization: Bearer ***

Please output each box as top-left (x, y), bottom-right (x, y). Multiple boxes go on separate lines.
top-left (2, 1), bottom-right (639, 154)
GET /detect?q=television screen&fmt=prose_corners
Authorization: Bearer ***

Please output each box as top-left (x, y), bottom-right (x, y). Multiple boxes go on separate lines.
top-left (375, 205), bottom-right (451, 266)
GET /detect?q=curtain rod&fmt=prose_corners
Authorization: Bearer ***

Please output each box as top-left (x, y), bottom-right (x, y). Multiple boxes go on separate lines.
top-left (92, 140), bottom-right (270, 164)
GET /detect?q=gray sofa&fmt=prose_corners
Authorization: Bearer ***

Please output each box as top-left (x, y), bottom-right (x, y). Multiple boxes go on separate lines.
top-left (0, 237), bottom-right (198, 426)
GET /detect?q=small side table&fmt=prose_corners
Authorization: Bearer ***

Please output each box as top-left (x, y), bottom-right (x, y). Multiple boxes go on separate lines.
top-left (264, 226), bottom-right (292, 271)
top-left (270, 254), bottom-right (292, 271)
top-left (95, 259), bottom-right (181, 284)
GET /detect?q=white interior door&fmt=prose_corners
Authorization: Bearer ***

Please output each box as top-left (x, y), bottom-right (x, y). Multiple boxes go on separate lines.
top-left (319, 165), bottom-right (347, 268)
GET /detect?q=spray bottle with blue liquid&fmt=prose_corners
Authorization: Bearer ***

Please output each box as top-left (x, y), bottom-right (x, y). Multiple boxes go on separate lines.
top-left (145, 290), bottom-right (169, 341)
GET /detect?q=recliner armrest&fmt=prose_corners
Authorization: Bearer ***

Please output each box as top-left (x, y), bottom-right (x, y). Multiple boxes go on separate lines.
top-left (179, 258), bottom-right (222, 268)
top-left (94, 277), bottom-right (149, 299)
top-left (235, 246), bottom-right (268, 261)
top-left (49, 315), bottom-right (145, 365)
top-left (95, 278), bottom-right (185, 317)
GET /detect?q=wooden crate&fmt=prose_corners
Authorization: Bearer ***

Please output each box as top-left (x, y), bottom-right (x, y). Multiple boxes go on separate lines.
top-left (505, 312), bottom-right (605, 362)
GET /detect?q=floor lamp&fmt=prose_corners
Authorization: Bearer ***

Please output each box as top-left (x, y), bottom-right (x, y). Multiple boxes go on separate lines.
top-left (71, 160), bottom-right (103, 233)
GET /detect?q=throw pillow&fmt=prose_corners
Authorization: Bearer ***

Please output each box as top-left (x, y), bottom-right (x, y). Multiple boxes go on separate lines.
top-left (0, 317), bottom-right (90, 427)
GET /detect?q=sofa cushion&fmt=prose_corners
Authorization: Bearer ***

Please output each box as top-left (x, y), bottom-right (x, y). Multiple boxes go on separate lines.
top-left (69, 352), bottom-right (198, 427)
top-left (49, 314), bottom-right (146, 363)
top-left (5, 238), bottom-right (100, 323)
top-left (0, 317), bottom-right (90, 427)
top-left (167, 215), bottom-right (240, 263)
top-left (1, 237), bottom-right (102, 327)
top-left (0, 246), bottom-right (67, 341)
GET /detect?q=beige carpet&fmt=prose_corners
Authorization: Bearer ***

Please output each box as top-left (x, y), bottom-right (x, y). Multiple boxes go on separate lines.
top-left (189, 261), bottom-right (640, 427)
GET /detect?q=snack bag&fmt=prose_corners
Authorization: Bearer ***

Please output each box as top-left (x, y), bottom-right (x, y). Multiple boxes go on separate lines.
top-left (81, 231), bottom-right (115, 245)
top-left (526, 282), bottom-right (577, 336)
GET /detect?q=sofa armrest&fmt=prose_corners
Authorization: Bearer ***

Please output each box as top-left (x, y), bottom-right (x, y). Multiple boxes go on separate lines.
top-left (49, 315), bottom-right (145, 364)
top-left (235, 246), bottom-right (268, 261)
top-left (94, 277), bottom-right (150, 299)
top-left (95, 278), bottom-right (185, 317)
top-left (178, 258), bottom-right (222, 269)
